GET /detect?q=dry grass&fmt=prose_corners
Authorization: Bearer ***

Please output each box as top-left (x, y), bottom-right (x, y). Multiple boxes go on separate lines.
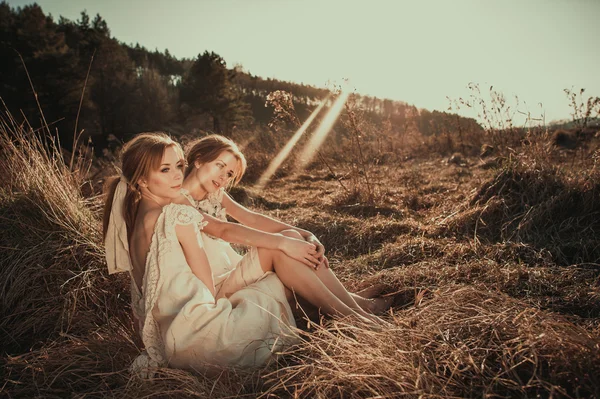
top-left (0, 114), bottom-right (134, 356)
top-left (264, 286), bottom-right (600, 398)
top-left (1, 106), bottom-right (600, 398)
top-left (2, 326), bottom-right (265, 398)
top-left (440, 155), bottom-right (600, 265)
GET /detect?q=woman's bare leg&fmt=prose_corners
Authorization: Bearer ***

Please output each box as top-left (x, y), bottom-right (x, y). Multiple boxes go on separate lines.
top-left (279, 230), bottom-right (385, 318)
top-left (310, 264), bottom-right (382, 320)
top-left (257, 247), bottom-right (377, 324)
top-left (312, 267), bottom-right (393, 316)
top-left (283, 273), bottom-right (390, 317)
top-left (269, 230), bottom-right (387, 323)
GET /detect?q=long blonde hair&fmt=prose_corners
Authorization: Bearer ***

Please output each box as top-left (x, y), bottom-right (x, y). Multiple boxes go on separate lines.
top-left (184, 134), bottom-right (247, 186)
top-left (103, 132), bottom-right (183, 240)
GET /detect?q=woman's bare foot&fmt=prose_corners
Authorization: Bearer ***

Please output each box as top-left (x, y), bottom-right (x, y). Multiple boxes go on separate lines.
top-left (354, 283), bottom-right (387, 299)
top-left (350, 284), bottom-right (394, 315)
top-left (360, 296), bottom-right (394, 315)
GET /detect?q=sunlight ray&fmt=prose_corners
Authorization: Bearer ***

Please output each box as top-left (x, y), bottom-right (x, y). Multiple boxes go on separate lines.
top-left (296, 90), bottom-right (350, 171)
top-left (254, 96), bottom-right (329, 191)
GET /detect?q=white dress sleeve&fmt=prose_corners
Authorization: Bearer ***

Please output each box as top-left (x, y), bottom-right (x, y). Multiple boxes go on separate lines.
top-left (164, 203), bottom-right (207, 247)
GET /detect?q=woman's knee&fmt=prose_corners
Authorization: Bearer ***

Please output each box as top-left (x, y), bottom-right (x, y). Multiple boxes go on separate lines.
top-left (257, 247), bottom-right (276, 273)
top-left (279, 229), bottom-right (303, 240)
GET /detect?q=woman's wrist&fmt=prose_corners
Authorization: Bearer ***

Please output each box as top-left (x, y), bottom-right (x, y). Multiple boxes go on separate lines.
top-left (275, 234), bottom-right (287, 251)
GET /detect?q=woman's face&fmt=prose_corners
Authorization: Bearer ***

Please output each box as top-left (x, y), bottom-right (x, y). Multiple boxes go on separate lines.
top-left (140, 145), bottom-right (184, 201)
top-left (193, 150), bottom-right (238, 195)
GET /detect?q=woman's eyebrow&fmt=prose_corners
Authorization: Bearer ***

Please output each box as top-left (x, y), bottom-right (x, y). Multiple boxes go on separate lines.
top-left (216, 159), bottom-right (234, 173)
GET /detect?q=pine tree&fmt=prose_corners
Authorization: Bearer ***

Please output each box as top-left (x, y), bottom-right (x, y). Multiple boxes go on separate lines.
top-left (179, 51), bottom-right (251, 134)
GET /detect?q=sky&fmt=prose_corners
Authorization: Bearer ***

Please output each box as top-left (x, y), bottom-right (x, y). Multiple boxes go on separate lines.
top-left (6, 0), bottom-right (600, 124)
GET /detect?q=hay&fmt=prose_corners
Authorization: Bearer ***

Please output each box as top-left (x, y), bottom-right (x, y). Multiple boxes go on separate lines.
top-left (292, 211), bottom-right (414, 258)
top-left (264, 286), bottom-right (600, 398)
top-left (441, 158), bottom-right (600, 264)
top-left (0, 118), bottom-right (130, 354)
top-left (1, 324), bottom-right (258, 398)
top-left (1, 109), bottom-right (599, 397)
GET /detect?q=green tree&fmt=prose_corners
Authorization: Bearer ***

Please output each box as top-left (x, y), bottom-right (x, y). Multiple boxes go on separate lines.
top-left (88, 37), bottom-right (137, 147)
top-left (131, 67), bottom-right (175, 131)
top-left (179, 51), bottom-right (251, 134)
top-left (0, 3), bottom-right (88, 149)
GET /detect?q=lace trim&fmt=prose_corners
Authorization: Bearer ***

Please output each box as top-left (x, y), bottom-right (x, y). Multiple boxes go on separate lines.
top-left (181, 188), bottom-right (227, 240)
top-left (181, 187), bottom-right (227, 221)
top-left (130, 279), bottom-right (144, 332)
top-left (132, 204), bottom-right (205, 377)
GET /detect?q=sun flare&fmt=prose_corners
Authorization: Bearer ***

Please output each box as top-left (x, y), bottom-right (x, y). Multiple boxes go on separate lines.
top-left (296, 90), bottom-right (350, 171)
top-left (254, 96), bottom-right (330, 191)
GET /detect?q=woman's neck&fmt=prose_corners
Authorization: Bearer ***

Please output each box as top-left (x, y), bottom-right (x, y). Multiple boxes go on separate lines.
top-left (140, 190), bottom-right (171, 208)
top-left (182, 175), bottom-right (208, 201)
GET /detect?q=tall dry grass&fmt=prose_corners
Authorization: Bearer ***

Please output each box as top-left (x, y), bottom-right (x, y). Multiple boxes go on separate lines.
top-left (0, 112), bottom-right (134, 355)
top-left (439, 152), bottom-right (600, 265)
top-left (264, 286), bottom-right (600, 398)
top-left (2, 97), bottom-right (600, 398)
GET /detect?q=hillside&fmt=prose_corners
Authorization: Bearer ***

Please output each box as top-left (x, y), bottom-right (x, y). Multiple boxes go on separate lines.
top-left (1, 104), bottom-right (599, 397)
top-left (0, 2), bottom-right (481, 154)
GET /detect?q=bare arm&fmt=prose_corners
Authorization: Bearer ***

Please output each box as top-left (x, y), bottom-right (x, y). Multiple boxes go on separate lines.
top-left (201, 212), bottom-right (320, 268)
top-left (222, 192), bottom-right (326, 259)
top-left (223, 193), bottom-right (311, 236)
top-left (176, 223), bottom-right (216, 298)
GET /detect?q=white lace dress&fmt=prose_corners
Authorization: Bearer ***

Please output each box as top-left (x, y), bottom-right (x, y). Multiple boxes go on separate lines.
top-left (130, 203), bottom-right (297, 374)
top-left (181, 187), bottom-right (247, 294)
top-left (181, 187), bottom-right (286, 300)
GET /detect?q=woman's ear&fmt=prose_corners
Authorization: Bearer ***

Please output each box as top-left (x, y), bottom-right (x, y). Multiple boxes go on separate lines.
top-left (195, 161), bottom-right (201, 169)
top-left (138, 178), bottom-right (148, 188)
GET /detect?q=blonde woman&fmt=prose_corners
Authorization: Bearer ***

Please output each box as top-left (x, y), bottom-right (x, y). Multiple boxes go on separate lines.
top-left (176, 135), bottom-right (391, 323)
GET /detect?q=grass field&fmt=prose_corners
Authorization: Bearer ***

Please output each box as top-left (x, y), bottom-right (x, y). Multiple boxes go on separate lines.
top-left (1, 108), bottom-right (599, 397)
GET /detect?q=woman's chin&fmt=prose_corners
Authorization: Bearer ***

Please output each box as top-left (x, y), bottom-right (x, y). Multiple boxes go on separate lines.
top-left (204, 183), bottom-right (221, 193)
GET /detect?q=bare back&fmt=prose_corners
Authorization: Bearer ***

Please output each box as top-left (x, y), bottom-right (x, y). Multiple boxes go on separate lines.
top-left (129, 202), bottom-right (164, 292)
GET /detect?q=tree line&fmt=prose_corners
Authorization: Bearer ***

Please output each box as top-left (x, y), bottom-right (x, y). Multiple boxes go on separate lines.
top-left (0, 2), bottom-right (482, 155)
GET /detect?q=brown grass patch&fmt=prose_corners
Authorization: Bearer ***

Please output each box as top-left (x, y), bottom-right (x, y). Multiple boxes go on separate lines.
top-left (0, 120), bottom-right (131, 354)
top-left (2, 106), bottom-right (599, 397)
top-left (440, 158), bottom-right (600, 264)
top-left (264, 286), bottom-right (600, 398)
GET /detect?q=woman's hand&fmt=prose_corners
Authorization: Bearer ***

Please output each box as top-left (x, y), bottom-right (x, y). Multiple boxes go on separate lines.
top-left (307, 235), bottom-right (328, 268)
top-left (278, 236), bottom-right (320, 268)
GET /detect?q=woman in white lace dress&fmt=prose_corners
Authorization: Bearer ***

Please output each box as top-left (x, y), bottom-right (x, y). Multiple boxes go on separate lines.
top-left (177, 135), bottom-right (391, 323)
top-left (103, 133), bottom-right (315, 374)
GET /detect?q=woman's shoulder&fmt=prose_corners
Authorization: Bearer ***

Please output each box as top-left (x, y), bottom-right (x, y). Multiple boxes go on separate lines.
top-left (140, 207), bottom-right (165, 237)
top-left (163, 203), bottom-right (205, 226)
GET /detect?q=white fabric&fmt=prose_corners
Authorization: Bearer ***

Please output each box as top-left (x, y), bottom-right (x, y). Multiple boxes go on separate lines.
top-left (181, 188), bottom-right (242, 284)
top-left (131, 203), bottom-right (297, 375)
top-left (104, 178), bottom-right (144, 335)
top-left (105, 178), bottom-right (133, 275)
